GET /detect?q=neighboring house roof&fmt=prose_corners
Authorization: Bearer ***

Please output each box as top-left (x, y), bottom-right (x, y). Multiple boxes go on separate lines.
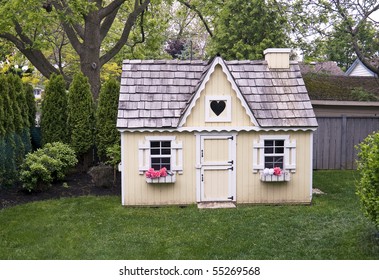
top-left (345, 58), bottom-right (377, 77)
top-left (117, 56), bottom-right (317, 129)
top-left (299, 61), bottom-right (345, 76)
top-left (303, 73), bottom-right (379, 101)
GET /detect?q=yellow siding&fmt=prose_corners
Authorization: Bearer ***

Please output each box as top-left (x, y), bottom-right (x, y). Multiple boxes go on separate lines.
top-left (236, 131), bottom-right (313, 204)
top-left (121, 131), bottom-right (197, 206)
top-left (183, 65), bottom-right (253, 127)
top-left (121, 130), bottom-right (314, 206)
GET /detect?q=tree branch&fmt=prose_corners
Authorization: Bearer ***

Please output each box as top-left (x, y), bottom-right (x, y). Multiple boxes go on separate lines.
top-left (99, 0), bottom-right (126, 19)
top-left (177, 0), bottom-right (213, 37)
top-left (99, 0), bottom-right (150, 66)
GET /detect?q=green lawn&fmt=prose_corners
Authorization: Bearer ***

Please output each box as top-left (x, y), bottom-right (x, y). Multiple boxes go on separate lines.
top-left (0, 170), bottom-right (378, 260)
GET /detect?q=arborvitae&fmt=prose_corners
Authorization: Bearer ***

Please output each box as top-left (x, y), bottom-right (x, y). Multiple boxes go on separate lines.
top-left (0, 75), bottom-right (6, 185)
top-left (41, 74), bottom-right (69, 145)
top-left (96, 78), bottom-right (120, 160)
top-left (7, 74), bottom-right (25, 167)
top-left (24, 83), bottom-right (36, 129)
top-left (0, 75), bottom-right (16, 186)
top-left (67, 73), bottom-right (95, 157)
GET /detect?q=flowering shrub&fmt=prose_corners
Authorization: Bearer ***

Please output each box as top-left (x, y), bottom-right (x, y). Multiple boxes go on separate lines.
top-left (145, 167), bottom-right (168, 179)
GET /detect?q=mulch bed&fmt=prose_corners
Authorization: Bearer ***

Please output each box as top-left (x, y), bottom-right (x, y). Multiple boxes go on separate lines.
top-left (0, 172), bottom-right (121, 210)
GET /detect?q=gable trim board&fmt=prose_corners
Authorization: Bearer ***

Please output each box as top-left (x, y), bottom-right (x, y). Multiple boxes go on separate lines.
top-left (117, 53), bottom-right (317, 206)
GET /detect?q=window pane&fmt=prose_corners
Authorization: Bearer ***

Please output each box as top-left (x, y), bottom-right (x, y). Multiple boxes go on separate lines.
top-left (265, 140), bottom-right (273, 147)
top-left (151, 148), bottom-right (160, 155)
top-left (275, 140), bottom-right (284, 147)
top-left (275, 147), bottom-right (284, 153)
top-left (264, 147), bottom-right (273, 153)
top-left (161, 141), bottom-right (171, 148)
top-left (161, 148), bottom-right (171, 155)
top-left (150, 141), bottom-right (160, 148)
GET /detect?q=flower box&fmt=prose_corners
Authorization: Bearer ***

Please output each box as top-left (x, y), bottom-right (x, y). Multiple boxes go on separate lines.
top-left (146, 174), bottom-right (176, 184)
top-left (260, 171), bottom-right (290, 182)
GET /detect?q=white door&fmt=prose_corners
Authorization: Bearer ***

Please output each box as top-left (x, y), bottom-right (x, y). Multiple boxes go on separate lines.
top-left (198, 135), bottom-right (236, 202)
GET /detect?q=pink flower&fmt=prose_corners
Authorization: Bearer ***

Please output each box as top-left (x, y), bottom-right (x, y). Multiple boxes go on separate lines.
top-left (159, 167), bottom-right (167, 177)
top-left (273, 167), bottom-right (282, 176)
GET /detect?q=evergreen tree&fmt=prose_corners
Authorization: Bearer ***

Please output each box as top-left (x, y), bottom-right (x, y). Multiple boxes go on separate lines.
top-left (207, 0), bottom-right (291, 60)
top-left (96, 78), bottom-right (120, 160)
top-left (67, 73), bottom-right (95, 157)
top-left (24, 83), bottom-right (36, 129)
top-left (41, 74), bottom-right (69, 145)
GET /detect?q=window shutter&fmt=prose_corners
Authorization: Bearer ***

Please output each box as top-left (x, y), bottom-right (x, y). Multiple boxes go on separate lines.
top-left (285, 139), bottom-right (296, 172)
top-left (138, 140), bottom-right (150, 174)
top-left (171, 140), bottom-right (183, 174)
top-left (252, 139), bottom-right (264, 173)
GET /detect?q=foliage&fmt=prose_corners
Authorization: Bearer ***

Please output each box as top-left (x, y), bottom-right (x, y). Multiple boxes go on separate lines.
top-left (96, 78), bottom-right (120, 159)
top-left (41, 74), bottom-right (69, 145)
top-left (350, 87), bottom-right (378, 102)
top-left (24, 83), bottom-right (36, 128)
top-left (19, 142), bottom-right (77, 192)
top-left (0, 74), bottom-right (32, 187)
top-left (106, 144), bottom-right (121, 167)
top-left (207, 0), bottom-right (291, 59)
top-left (67, 73), bottom-right (95, 156)
top-left (356, 132), bottom-right (379, 229)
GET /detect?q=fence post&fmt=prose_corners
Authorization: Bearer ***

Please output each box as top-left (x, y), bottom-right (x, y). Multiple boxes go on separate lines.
top-left (340, 115), bottom-right (347, 170)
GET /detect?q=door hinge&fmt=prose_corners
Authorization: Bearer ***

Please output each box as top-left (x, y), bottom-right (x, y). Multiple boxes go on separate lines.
top-left (201, 150), bottom-right (204, 157)
top-left (228, 166), bottom-right (233, 171)
top-left (228, 136), bottom-right (234, 140)
top-left (201, 174), bottom-right (204, 182)
top-left (228, 196), bottom-right (234, 200)
top-left (228, 160), bottom-right (233, 164)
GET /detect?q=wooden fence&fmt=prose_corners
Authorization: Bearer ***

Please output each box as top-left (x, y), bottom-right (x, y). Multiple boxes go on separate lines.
top-left (313, 116), bottom-right (379, 169)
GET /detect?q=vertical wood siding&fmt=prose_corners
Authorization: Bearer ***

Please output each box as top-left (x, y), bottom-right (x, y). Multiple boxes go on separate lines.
top-left (313, 116), bottom-right (379, 169)
top-left (121, 131), bottom-right (313, 205)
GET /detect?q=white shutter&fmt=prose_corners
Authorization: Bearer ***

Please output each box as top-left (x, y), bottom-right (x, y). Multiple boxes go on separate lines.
top-left (252, 139), bottom-right (264, 173)
top-left (285, 139), bottom-right (296, 172)
top-left (138, 140), bottom-right (150, 174)
top-left (171, 140), bottom-right (183, 174)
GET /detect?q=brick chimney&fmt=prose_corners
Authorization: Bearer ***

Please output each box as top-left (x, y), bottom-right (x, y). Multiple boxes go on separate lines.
top-left (264, 48), bottom-right (291, 69)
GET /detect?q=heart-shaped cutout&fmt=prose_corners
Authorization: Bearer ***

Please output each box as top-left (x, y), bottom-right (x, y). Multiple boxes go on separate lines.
top-left (210, 100), bottom-right (226, 116)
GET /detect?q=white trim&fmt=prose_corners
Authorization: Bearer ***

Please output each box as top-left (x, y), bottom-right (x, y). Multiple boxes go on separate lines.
top-left (119, 126), bottom-right (318, 133)
top-left (178, 57), bottom-right (259, 127)
top-left (120, 132), bottom-right (126, 206)
top-left (205, 96), bottom-right (231, 122)
top-left (309, 132), bottom-right (314, 201)
top-left (145, 136), bottom-right (176, 141)
top-left (263, 48), bottom-right (292, 54)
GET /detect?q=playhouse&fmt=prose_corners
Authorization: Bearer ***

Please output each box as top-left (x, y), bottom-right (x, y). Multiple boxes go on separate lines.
top-left (117, 48), bottom-right (318, 206)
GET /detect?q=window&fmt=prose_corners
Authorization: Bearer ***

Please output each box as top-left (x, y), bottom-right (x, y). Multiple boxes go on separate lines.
top-left (138, 136), bottom-right (183, 175)
top-left (252, 135), bottom-right (296, 173)
top-left (150, 141), bottom-right (171, 170)
top-left (264, 140), bottom-right (284, 169)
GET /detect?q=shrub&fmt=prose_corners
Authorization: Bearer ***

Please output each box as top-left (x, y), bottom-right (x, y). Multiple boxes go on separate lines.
top-left (356, 131), bottom-right (379, 229)
top-left (67, 73), bottom-right (95, 156)
top-left (20, 142), bottom-right (77, 192)
top-left (96, 78), bottom-right (120, 159)
top-left (41, 74), bottom-right (69, 145)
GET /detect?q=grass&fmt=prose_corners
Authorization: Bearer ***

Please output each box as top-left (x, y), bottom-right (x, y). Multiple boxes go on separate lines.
top-left (0, 170), bottom-right (378, 260)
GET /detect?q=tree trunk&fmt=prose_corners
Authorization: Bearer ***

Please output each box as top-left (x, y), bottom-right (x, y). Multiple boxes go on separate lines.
top-left (80, 11), bottom-right (102, 101)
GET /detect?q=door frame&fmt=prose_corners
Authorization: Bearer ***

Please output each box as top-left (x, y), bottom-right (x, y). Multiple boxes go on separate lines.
top-left (195, 132), bottom-right (237, 202)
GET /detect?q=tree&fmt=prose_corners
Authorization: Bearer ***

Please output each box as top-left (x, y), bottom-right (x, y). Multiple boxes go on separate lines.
top-left (67, 73), bottom-right (95, 158)
top-left (290, 0), bottom-right (379, 74)
top-left (96, 78), bottom-right (120, 160)
top-left (206, 0), bottom-right (292, 59)
top-left (41, 74), bottom-right (69, 145)
top-left (0, 0), bottom-right (151, 100)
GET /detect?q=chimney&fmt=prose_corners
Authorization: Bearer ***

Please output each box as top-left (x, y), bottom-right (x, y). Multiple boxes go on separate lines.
top-left (264, 48), bottom-right (291, 69)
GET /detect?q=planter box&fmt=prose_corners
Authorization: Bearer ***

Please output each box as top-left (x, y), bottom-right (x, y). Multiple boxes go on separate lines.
top-left (260, 171), bottom-right (290, 182)
top-left (146, 174), bottom-right (176, 184)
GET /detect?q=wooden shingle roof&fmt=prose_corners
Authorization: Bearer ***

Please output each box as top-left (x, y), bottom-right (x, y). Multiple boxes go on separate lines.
top-left (117, 57), bottom-right (318, 129)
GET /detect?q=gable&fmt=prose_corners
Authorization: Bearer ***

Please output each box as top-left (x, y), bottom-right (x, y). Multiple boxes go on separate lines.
top-left (182, 65), bottom-right (254, 128)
